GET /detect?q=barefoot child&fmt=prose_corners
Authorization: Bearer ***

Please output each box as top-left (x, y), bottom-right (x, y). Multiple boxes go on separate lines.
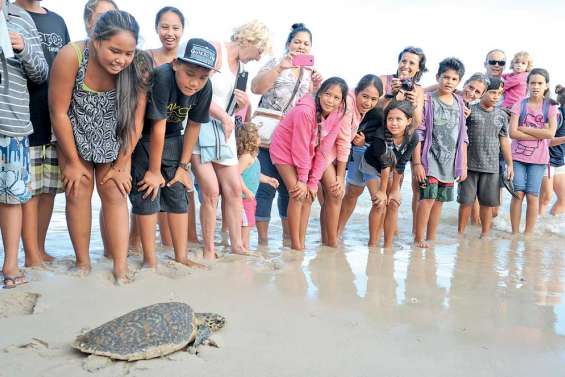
top-left (509, 68), bottom-right (558, 234)
top-left (0, 0), bottom-right (48, 288)
top-left (270, 77), bottom-right (348, 250)
top-left (361, 100), bottom-right (418, 248)
top-left (413, 58), bottom-right (468, 248)
top-left (129, 39), bottom-right (216, 269)
top-left (457, 77), bottom-right (513, 237)
top-left (236, 123), bottom-right (278, 250)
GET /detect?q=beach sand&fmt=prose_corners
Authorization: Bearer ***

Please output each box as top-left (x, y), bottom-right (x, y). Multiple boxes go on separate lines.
top-left (1, 182), bottom-right (565, 376)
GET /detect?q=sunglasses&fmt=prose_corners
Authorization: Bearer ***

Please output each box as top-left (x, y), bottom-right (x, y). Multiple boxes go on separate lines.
top-left (488, 60), bottom-right (506, 66)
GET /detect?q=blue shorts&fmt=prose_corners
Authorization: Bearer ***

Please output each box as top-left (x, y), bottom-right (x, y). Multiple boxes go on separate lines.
top-left (512, 160), bottom-right (547, 196)
top-left (346, 146), bottom-right (378, 187)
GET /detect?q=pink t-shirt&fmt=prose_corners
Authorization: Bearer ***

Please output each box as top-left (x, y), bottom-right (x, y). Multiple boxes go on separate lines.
top-left (502, 72), bottom-right (528, 109)
top-left (326, 90), bottom-right (363, 165)
top-left (510, 100), bottom-right (558, 164)
top-left (269, 95), bottom-right (343, 190)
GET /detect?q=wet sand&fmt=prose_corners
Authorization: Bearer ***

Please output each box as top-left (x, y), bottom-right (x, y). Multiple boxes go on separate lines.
top-left (1, 185), bottom-right (565, 376)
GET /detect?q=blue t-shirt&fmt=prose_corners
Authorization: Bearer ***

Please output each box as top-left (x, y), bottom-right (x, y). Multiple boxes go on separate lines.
top-left (549, 106), bottom-right (565, 167)
top-left (241, 158), bottom-right (260, 195)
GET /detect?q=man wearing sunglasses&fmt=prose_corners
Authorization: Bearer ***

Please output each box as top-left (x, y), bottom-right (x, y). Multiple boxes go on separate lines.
top-left (484, 49), bottom-right (506, 78)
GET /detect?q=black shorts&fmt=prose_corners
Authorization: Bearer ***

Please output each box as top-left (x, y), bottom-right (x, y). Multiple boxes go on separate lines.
top-left (457, 170), bottom-right (500, 207)
top-left (129, 136), bottom-right (188, 215)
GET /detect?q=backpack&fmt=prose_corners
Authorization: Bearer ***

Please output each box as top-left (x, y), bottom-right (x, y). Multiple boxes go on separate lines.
top-left (518, 98), bottom-right (551, 126)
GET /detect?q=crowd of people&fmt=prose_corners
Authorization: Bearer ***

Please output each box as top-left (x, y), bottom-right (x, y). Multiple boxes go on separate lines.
top-left (1, 0), bottom-right (564, 288)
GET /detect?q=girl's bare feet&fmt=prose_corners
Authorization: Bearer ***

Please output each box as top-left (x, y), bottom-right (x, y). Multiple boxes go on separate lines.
top-left (414, 239), bottom-right (430, 248)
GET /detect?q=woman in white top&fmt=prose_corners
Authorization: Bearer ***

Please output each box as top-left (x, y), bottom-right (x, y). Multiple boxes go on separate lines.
top-left (192, 21), bottom-right (271, 259)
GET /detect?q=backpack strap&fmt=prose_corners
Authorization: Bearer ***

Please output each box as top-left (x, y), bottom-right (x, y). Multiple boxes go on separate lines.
top-left (518, 98), bottom-right (528, 126)
top-left (542, 99), bottom-right (550, 123)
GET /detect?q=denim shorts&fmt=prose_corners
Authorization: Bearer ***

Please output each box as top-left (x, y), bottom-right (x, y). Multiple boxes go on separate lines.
top-left (512, 160), bottom-right (547, 196)
top-left (255, 147), bottom-right (289, 222)
top-left (129, 136), bottom-right (188, 215)
top-left (346, 146), bottom-right (379, 187)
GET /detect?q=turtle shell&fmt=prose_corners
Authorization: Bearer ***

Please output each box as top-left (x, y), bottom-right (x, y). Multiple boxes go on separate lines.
top-left (73, 302), bottom-right (195, 361)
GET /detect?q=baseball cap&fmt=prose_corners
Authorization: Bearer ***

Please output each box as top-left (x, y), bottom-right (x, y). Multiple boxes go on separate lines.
top-left (178, 38), bottom-right (219, 72)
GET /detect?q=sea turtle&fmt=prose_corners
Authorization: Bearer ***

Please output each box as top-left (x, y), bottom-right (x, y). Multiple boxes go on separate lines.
top-left (72, 302), bottom-right (225, 361)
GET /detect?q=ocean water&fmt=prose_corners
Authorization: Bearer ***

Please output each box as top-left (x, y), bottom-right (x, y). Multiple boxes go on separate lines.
top-left (2, 166), bottom-right (565, 339)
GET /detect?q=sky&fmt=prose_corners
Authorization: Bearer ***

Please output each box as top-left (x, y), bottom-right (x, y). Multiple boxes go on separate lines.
top-left (40, 0), bottom-right (565, 94)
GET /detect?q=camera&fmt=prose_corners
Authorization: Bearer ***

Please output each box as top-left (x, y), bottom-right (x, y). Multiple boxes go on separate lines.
top-left (400, 78), bottom-right (414, 92)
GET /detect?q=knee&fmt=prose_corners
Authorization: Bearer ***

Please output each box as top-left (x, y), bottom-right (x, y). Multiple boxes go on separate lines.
top-left (66, 179), bottom-right (94, 204)
top-left (98, 181), bottom-right (127, 206)
top-left (223, 180), bottom-right (242, 199)
top-left (201, 189), bottom-right (220, 207)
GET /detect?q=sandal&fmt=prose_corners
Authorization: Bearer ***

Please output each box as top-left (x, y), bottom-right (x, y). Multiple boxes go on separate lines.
top-left (3, 274), bottom-right (29, 289)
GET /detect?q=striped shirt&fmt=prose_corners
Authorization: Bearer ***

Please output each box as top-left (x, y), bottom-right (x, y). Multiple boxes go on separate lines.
top-left (0, 3), bottom-right (48, 137)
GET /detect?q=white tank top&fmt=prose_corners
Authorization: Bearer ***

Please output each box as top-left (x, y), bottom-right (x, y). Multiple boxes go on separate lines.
top-left (211, 43), bottom-right (237, 110)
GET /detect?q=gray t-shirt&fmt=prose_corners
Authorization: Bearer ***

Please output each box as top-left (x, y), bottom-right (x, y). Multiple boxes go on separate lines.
top-left (466, 103), bottom-right (508, 173)
top-left (427, 93), bottom-right (461, 182)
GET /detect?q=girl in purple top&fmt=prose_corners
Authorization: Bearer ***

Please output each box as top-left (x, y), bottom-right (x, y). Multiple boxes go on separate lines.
top-left (509, 68), bottom-right (558, 234)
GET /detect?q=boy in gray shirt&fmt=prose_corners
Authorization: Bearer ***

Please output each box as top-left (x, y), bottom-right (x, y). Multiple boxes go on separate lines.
top-left (457, 77), bottom-right (513, 237)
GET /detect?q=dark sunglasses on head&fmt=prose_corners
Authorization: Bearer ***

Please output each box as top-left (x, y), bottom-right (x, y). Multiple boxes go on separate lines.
top-left (488, 60), bottom-right (506, 66)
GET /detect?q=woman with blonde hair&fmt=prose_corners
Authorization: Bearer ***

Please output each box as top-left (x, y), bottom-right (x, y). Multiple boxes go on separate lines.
top-left (192, 20), bottom-right (271, 259)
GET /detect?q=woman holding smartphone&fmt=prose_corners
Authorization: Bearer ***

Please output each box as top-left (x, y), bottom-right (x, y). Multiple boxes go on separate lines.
top-left (192, 21), bottom-right (271, 259)
top-left (251, 23), bottom-right (323, 245)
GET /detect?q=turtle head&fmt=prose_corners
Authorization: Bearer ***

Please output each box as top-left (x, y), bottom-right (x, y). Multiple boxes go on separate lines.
top-left (195, 313), bottom-right (226, 332)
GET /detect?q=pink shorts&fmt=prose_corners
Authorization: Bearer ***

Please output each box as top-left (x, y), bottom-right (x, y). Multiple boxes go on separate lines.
top-left (242, 198), bottom-right (257, 227)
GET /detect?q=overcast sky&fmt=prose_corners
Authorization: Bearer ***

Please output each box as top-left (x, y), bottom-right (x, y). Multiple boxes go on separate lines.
top-left (41, 0), bottom-right (565, 93)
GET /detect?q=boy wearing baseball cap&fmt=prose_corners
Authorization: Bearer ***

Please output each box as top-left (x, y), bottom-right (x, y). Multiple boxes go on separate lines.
top-left (129, 38), bottom-right (217, 269)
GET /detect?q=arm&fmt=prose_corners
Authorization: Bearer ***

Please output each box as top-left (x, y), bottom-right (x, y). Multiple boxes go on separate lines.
top-left (500, 136), bottom-right (513, 179)
top-left (518, 116), bottom-right (558, 139)
top-left (289, 110), bottom-right (315, 185)
top-left (509, 112), bottom-right (538, 141)
top-left (48, 44), bottom-right (89, 196)
top-left (335, 100), bottom-right (354, 165)
top-left (238, 154), bottom-right (254, 198)
top-left (307, 114), bottom-right (342, 190)
top-left (412, 86), bottom-right (424, 128)
top-left (251, 58), bottom-right (285, 95)
top-left (13, 15), bottom-right (48, 84)
top-left (458, 142), bottom-right (468, 182)
top-left (550, 136), bottom-right (565, 147)
top-left (136, 119), bottom-right (166, 200)
top-left (209, 101), bottom-right (235, 139)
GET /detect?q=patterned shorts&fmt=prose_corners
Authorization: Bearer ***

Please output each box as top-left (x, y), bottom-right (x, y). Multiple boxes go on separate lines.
top-left (0, 135), bottom-right (31, 204)
top-left (419, 176), bottom-right (454, 202)
top-left (29, 143), bottom-right (64, 196)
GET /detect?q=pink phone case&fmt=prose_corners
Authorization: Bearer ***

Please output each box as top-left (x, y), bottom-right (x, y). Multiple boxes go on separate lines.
top-left (292, 54), bottom-right (314, 67)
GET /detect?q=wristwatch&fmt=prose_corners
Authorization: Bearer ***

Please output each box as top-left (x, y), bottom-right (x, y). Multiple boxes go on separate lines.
top-left (178, 161), bottom-right (191, 171)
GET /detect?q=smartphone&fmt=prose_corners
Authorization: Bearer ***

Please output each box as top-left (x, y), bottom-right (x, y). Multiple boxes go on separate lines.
top-left (292, 54), bottom-right (314, 67)
top-left (235, 71), bottom-right (248, 91)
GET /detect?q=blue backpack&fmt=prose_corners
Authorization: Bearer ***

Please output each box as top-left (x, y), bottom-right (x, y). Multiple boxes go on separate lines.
top-left (518, 98), bottom-right (552, 126)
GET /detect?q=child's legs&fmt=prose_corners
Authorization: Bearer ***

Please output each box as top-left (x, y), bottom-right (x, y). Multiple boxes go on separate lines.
top-left (384, 199), bottom-right (399, 249)
top-left (62, 157), bottom-right (94, 269)
top-left (523, 163), bottom-right (546, 234)
top-left (414, 199), bottom-right (435, 246)
top-left (275, 164), bottom-right (303, 250)
top-left (366, 178), bottom-right (385, 246)
top-left (539, 175), bottom-right (553, 215)
top-left (214, 162), bottom-right (244, 252)
top-left (511, 161), bottom-right (528, 233)
top-left (479, 205), bottom-right (494, 236)
top-left (167, 212), bottom-right (188, 261)
top-left (411, 174), bottom-right (419, 233)
top-left (255, 148), bottom-right (277, 244)
top-left (95, 164), bottom-right (129, 277)
top-left (241, 198), bottom-right (256, 250)
top-left (137, 213), bottom-right (158, 267)
top-left (241, 226), bottom-right (251, 250)
top-left (456, 172), bottom-right (478, 234)
top-left (36, 193), bottom-right (56, 256)
top-left (551, 173), bottom-right (565, 215)
top-left (427, 201), bottom-right (443, 241)
top-left (320, 164), bottom-right (341, 247)
top-left (191, 154), bottom-right (220, 258)
top-left (299, 196), bottom-right (313, 249)
top-left (338, 183), bottom-right (364, 237)
top-left (21, 196), bottom-right (43, 266)
top-left (129, 213), bottom-right (141, 250)
top-left (276, 179), bottom-right (291, 239)
top-left (0, 204), bottom-right (23, 276)
top-left (187, 192), bottom-right (198, 243)
top-left (158, 212), bottom-right (173, 247)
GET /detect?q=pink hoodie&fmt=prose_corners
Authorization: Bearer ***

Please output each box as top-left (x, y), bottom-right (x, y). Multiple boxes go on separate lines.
top-left (326, 90), bottom-right (363, 165)
top-left (270, 95), bottom-right (343, 190)
top-left (502, 71), bottom-right (528, 109)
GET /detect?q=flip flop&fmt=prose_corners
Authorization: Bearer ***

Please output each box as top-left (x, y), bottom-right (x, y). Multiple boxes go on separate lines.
top-left (3, 274), bottom-right (28, 289)
top-left (500, 175), bottom-right (520, 199)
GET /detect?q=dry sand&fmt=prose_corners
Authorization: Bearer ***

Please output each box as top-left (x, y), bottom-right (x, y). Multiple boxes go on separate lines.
top-left (1, 232), bottom-right (565, 377)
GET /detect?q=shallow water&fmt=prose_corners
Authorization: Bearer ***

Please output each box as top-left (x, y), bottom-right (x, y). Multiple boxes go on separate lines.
top-left (2, 167), bottom-right (565, 374)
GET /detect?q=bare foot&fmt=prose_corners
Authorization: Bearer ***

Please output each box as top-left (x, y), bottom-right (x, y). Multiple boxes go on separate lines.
top-left (177, 258), bottom-right (208, 270)
top-left (203, 250), bottom-right (216, 261)
top-left (414, 240), bottom-right (430, 248)
top-left (479, 233), bottom-right (492, 240)
top-left (40, 251), bottom-right (55, 263)
top-left (114, 270), bottom-right (136, 286)
top-left (141, 261), bottom-right (157, 271)
top-left (69, 263), bottom-right (91, 277)
top-left (24, 257), bottom-right (44, 268)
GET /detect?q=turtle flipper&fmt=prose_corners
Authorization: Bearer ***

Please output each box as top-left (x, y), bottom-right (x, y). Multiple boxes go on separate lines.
top-left (187, 324), bottom-right (212, 354)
